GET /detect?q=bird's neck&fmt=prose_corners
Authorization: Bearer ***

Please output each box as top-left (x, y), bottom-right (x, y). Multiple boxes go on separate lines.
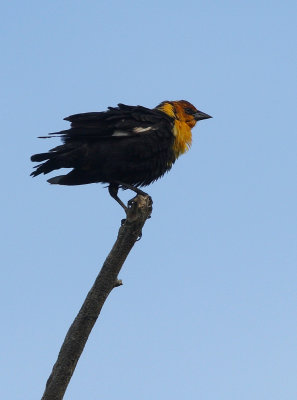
top-left (172, 121), bottom-right (192, 158)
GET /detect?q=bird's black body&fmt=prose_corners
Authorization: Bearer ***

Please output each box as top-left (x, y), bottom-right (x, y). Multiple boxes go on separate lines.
top-left (31, 104), bottom-right (176, 187)
top-left (31, 100), bottom-right (212, 210)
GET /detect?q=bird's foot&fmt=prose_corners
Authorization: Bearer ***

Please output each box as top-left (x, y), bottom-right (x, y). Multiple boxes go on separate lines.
top-left (108, 182), bottom-right (152, 219)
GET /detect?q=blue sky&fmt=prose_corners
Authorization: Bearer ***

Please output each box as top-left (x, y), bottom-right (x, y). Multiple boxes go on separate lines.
top-left (1, 1), bottom-right (296, 399)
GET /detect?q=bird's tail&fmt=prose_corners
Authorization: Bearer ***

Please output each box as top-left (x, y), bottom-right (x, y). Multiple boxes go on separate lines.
top-left (31, 144), bottom-right (96, 185)
top-left (47, 175), bottom-right (66, 184)
top-left (31, 152), bottom-right (53, 162)
top-left (30, 146), bottom-right (71, 177)
top-left (47, 170), bottom-right (94, 186)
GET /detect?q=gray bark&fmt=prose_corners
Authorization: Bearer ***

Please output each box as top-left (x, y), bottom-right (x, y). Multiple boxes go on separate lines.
top-left (41, 195), bottom-right (153, 400)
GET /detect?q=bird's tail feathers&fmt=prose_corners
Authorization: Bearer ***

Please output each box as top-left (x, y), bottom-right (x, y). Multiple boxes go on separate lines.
top-left (47, 170), bottom-right (94, 186)
top-left (47, 176), bottom-right (65, 184)
top-left (31, 152), bottom-right (53, 162)
top-left (30, 145), bottom-right (75, 177)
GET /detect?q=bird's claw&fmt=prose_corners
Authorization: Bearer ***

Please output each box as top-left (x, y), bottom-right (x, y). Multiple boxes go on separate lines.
top-left (128, 198), bottom-right (136, 208)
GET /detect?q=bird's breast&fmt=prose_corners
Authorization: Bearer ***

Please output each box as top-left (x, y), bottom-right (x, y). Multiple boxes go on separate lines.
top-left (172, 121), bottom-right (192, 158)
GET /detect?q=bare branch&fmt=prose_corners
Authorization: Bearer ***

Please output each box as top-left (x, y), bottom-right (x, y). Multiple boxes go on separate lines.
top-left (41, 194), bottom-right (153, 400)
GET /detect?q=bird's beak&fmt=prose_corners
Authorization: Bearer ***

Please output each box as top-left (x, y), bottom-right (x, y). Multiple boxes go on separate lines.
top-left (194, 110), bottom-right (212, 121)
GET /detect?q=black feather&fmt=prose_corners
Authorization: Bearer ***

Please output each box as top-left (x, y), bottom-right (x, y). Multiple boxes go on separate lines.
top-left (30, 103), bottom-right (176, 186)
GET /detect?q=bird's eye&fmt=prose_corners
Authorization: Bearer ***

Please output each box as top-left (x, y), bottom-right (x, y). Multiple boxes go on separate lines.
top-left (185, 107), bottom-right (194, 115)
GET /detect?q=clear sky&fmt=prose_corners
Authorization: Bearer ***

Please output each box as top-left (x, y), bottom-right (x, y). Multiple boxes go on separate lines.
top-left (1, 1), bottom-right (296, 399)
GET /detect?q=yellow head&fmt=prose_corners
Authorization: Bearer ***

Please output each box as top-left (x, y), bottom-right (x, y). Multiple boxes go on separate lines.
top-left (156, 100), bottom-right (211, 128)
top-left (156, 100), bottom-right (212, 158)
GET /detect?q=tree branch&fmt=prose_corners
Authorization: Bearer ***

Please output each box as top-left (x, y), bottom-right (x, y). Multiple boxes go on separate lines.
top-left (41, 194), bottom-right (153, 400)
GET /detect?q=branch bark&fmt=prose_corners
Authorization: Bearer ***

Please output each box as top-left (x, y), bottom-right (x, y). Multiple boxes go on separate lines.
top-left (41, 194), bottom-right (153, 400)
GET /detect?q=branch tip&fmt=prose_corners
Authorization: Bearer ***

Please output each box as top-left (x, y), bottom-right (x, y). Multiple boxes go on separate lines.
top-left (126, 194), bottom-right (153, 222)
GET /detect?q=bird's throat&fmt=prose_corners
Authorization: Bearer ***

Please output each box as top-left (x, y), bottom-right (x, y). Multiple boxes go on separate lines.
top-left (173, 121), bottom-right (192, 158)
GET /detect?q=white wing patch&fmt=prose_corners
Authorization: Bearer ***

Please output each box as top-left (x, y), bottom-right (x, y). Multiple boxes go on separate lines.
top-left (112, 126), bottom-right (153, 137)
top-left (133, 126), bottom-right (153, 133)
top-left (112, 131), bottom-right (130, 137)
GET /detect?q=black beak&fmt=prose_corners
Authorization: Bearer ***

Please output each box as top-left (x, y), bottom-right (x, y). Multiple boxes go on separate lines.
top-left (194, 110), bottom-right (212, 121)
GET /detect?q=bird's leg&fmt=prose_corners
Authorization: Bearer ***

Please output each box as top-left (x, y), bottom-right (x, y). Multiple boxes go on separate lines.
top-left (114, 181), bottom-right (148, 197)
top-left (113, 181), bottom-right (150, 211)
top-left (108, 183), bottom-right (128, 212)
top-left (109, 182), bottom-right (150, 214)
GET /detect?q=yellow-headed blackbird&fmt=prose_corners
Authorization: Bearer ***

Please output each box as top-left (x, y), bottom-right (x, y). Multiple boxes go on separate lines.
top-left (31, 100), bottom-right (211, 209)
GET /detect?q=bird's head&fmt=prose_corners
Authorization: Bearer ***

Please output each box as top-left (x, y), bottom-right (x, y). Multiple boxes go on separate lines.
top-left (156, 100), bottom-right (212, 128)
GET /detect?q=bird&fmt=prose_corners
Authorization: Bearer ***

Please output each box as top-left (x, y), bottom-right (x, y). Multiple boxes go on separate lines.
top-left (31, 100), bottom-right (211, 211)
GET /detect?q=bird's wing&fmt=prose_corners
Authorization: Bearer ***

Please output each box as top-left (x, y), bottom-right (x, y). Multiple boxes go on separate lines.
top-left (44, 104), bottom-right (174, 142)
